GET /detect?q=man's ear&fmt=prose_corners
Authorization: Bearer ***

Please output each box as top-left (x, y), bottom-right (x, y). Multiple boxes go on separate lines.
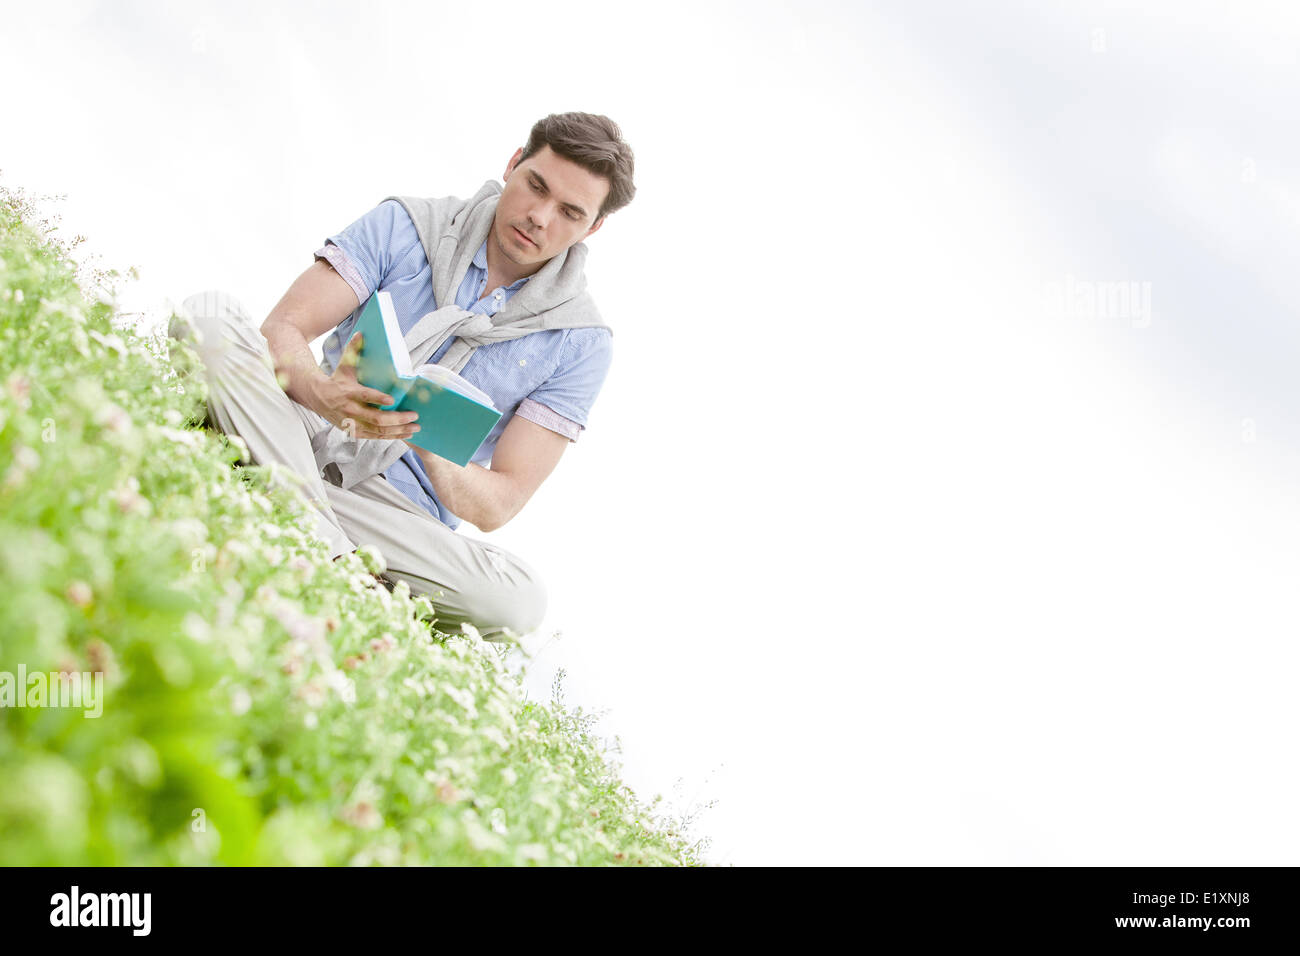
top-left (584, 215), bottom-right (605, 240)
top-left (503, 147), bottom-right (524, 182)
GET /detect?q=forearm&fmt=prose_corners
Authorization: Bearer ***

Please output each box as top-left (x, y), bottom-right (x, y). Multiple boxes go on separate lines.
top-left (412, 447), bottom-right (516, 532)
top-left (262, 319), bottom-right (329, 413)
top-left (258, 258), bottom-right (359, 415)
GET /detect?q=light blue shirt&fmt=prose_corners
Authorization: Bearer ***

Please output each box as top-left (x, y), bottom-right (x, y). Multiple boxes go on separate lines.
top-left (315, 199), bottom-right (612, 530)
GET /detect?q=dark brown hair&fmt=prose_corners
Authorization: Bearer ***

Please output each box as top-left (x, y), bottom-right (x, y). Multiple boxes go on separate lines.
top-left (520, 112), bottom-right (636, 222)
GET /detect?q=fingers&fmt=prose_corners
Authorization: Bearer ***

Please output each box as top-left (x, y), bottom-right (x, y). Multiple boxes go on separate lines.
top-left (339, 404), bottom-right (420, 440)
top-left (362, 406), bottom-right (419, 431)
top-left (336, 373), bottom-right (399, 408)
top-left (338, 419), bottom-right (421, 440)
top-left (360, 387), bottom-right (399, 407)
top-left (339, 332), bottom-right (363, 367)
top-left (368, 422), bottom-right (420, 440)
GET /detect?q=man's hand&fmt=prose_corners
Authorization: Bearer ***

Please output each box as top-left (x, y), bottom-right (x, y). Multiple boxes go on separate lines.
top-left (311, 333), bottom-right (421, 441)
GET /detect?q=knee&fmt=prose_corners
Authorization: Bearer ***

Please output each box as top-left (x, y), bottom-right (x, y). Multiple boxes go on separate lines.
top-left (464, 554), bottom-right (548, 638)
top-left (168, 291), bottom-right (264, 385)
top-left (170, 290), bottom-right (253, 343)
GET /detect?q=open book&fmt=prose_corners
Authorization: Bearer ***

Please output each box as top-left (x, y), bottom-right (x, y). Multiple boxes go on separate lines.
top-left (346, 291), bottom-right (502, 466)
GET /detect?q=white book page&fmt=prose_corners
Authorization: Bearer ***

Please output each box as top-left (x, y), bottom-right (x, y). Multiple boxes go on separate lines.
top-left (414, 363), bottom-right (497, 410)
top-left (377, 292), bottom-right (412, 378)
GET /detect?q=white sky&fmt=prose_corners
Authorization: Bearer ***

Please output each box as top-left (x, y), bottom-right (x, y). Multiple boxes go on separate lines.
top-left (4, 0), bottom-right (1300, 865)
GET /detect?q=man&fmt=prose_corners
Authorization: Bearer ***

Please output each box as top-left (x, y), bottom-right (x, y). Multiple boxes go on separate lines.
top-left (171, 112), bottom-right (635, 640)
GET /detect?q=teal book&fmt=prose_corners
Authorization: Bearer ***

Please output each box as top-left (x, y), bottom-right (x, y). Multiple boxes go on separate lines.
top-left (346, 291), bottom-right (502, 467)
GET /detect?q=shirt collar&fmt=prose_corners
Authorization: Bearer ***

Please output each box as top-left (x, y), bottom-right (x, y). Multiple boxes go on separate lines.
top-left (473, 239), bottom-right (531, 291)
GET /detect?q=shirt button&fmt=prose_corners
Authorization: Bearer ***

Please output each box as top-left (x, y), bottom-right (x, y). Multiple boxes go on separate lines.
top-left (518, 359), bottom-right (527, 367)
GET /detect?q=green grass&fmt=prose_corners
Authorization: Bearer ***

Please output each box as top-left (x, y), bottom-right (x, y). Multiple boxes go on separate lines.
top-left (0, 184), bottom-right (703, 866)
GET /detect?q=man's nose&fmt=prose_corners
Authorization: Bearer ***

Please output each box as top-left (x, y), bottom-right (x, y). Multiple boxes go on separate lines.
top-left (527, 202), bottom-right (553, 230)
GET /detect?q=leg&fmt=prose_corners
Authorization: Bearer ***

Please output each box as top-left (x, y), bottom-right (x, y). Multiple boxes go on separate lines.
top-left (322, 473), bottom-right (548, 640)
top-left (168, 291), bottom-right (356, 559)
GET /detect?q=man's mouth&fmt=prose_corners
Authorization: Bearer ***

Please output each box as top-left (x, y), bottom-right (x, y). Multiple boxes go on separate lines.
top-left (512, 226), bottom-right (536, 247)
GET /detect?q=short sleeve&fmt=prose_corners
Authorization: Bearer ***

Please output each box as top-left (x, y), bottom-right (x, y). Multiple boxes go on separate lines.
top-left (518, 328), bottom-right (613, 441)
top-left (313, 199), bottom-right (422, 305)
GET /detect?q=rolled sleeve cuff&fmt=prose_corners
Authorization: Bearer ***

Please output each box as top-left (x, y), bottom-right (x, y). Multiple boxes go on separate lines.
top-left (314, 242), bottom-right (368, 306)
top-left (516, 398), bottom-right (582, 442)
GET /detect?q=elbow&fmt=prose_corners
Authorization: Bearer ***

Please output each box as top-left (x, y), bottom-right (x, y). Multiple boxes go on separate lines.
top-left (458, 472), bottom-right (532, 534)
top-left (474, 510), bottom-right (509, 534)
top-left (473, 497), bottom-right (523, 534)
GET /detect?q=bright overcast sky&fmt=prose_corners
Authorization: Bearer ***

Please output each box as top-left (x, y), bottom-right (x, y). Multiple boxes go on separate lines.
top-left (4, 0), bottom-right (1300, 865)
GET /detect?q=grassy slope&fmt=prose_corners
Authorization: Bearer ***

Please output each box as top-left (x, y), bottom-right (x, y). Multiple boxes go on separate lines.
top-left (0, 188), bottom-right (701, 866)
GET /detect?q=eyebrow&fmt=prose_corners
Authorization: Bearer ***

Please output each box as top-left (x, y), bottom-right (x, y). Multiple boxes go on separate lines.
top-left (528, 171), bottom-right (589, 219)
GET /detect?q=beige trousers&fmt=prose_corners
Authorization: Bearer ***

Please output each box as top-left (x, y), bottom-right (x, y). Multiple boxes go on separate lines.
top-left (169, 291), bottom-right (546, 640)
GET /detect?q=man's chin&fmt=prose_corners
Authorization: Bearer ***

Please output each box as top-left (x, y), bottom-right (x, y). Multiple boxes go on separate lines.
top-left (493, 231), bottom-right (524, 263)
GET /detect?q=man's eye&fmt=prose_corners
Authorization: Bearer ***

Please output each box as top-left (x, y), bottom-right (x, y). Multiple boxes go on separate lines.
top-left (529, 180), bottom-right (541, 192)
top-left (565, 210), bottom-right (579, 221)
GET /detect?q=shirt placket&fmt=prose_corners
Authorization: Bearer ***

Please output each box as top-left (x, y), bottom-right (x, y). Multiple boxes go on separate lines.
top-left (474, 273), bottom-right (506, 316)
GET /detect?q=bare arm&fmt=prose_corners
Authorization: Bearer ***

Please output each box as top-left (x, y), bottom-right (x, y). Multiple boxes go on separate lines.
top-left (406, 414), bottom-right (570, 532)
top-left (261, 259), bottom-right (419, 440)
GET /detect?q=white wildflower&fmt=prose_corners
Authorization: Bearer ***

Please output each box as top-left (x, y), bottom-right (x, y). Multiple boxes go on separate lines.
top-left (436, 780), bottom-right (462, 804)
top-left (169, 518), bottom-right (209, 548)
top-left (112, 476), bottom-right (150, 516)
top-left (443, 686), bottom-right (478, 720)
top-left (340, 801), bottom-right (382, 830)
top-left (230, 687), bottom-right (252, 716)
top-left (517, 844), bottom-right (547, 862)
top-left (88, 329), bottom-right (128, 357)
top-left (12, 445), bottom-right (39, 470)
top-left (3, 445), bottom-right (39, 489)
top-left (181, 612), bottom-right (211, 643)
top-left (159, 425), bottom-right (200, 447)
top-left (274, 605), bottom-right (325, 648)
top-left (295, 680), bottom-right (326, 708)
top-left (65, 580), bottom-right (93, 608)
top-left (94, 402), bottom-right (132, 434)
top-left (325, 669), bottom-right (356, 705)
top-left (5, 372), bottom-right (31, 409)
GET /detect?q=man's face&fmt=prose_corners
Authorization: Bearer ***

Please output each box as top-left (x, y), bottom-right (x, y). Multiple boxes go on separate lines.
top-left (493, 145), bottom-right (609, 272)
